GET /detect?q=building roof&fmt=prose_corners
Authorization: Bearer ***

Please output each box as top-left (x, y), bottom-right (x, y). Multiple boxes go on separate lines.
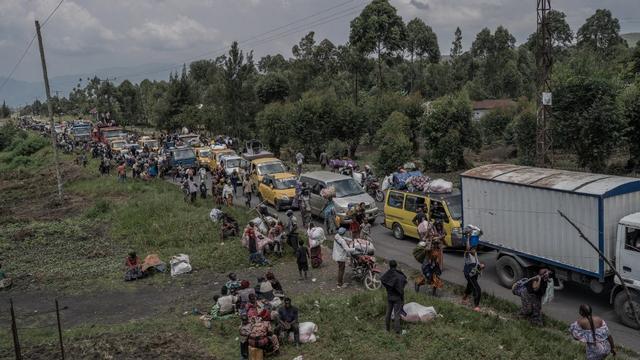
top-left (472, 99), bottom-right (516, 110)
top-left (461, 164), bottom-right (640, 197)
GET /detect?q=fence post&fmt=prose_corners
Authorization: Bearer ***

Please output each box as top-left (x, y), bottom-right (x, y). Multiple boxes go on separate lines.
top-left (10, 298), bottom-right (22, 360)
top-left (55, 299), bottom-right (65, 359)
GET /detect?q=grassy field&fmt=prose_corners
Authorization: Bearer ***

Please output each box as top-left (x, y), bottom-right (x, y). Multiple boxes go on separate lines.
top-left (3, 289), bottom-right (628, 360)
top-left (0, 125), bottom-right (283, 292)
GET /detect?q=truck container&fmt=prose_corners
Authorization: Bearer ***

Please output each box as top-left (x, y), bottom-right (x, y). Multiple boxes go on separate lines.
top-left (461, 164), bottom-right (640, 328)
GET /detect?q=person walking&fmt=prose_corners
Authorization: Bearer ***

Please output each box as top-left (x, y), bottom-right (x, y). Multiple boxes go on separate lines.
top-left (322, 199), bottom-right (337, 235)
top-left (295, 239), bottom-right (310, 280)
top-left (462, 243), bottom-right (483, 312)
top-left (117, 162), bottom-right (126, 182)
top-left (570, 304), bottom-right (616, 360)
top-left (230, 170), bottom-right (240, 196)
top-left (243, 175), bottom-right (252, 207)
top-left (295, 151), bottom-right (304, 176)
top-left (515, 268), bottom-right (552, 326)
top-left (319, 150), bottom-right (328, 170)
top-left (381, 260), bottom-right (407, 334)
top-left (285, 210), bottom-right (299, 250)
top-left (332, 227), bottom-right (351, 288)
top-left (223, 180), bottom-right (234, 206)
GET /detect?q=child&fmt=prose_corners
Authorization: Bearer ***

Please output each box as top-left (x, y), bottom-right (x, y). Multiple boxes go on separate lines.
top-left (295, 239), bottom-right (310, 280)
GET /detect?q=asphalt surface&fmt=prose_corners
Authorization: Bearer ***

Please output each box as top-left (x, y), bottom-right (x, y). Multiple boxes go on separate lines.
top-left (178, 173), bottom-right (640, 352)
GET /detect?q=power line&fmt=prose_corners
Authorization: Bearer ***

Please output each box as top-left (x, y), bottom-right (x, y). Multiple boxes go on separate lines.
top-left (0, 0), bottom-right (66, 94)
top-left (42, 0), bottom-right (65, 27)
top-left (110, 0), bottom-right (364, 81)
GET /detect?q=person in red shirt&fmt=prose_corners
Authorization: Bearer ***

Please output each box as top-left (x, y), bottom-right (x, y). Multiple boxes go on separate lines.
top-left (117, 162), bottom-right (126, 182)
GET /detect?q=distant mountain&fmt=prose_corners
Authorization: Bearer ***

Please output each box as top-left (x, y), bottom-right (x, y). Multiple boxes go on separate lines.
top-left (0, 62), bottom-right (175, 107)
top-left (622, 33), bottom-right (640, 47)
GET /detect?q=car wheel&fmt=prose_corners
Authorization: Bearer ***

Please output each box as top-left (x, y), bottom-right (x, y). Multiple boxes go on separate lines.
top-left (375, 190), bottom-right (385, 203)
top-left (392, 223), bottom-right (404, 240)
top-left (495, 255), bottom-right (523, 288)
top-left (614, 290), bottom-right (640, 329)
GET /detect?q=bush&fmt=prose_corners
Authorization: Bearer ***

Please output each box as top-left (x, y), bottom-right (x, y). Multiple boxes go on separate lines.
top-left (11, 134), bottom-right (49, 156)
top-left (0, 123), bottom-right (23, 151)
top-left (325, 139), bottom-right (348, 159)
top-left (512, 110), bottom-right (537, 165)
top-left (375, 112), bottom-right (413, 174)
top-left (479, 107), bottom-right (516, 144)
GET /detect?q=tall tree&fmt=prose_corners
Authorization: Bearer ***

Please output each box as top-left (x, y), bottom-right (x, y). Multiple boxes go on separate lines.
top-left (374, 111), bottom-right (413, 174)
top-left (222, 41), bottom-right (256, 136)
top-left (620, 80), bottom-right (640, 169)
top-left (451, 27), bottom-right (462, 58)
top-left (349, 0), bottom-right (406, 89)
top-left (525, 10), bottom-right (573, 52)
top-left (405, 18), bottom-right (440, 93)
top-left (577, 9), bottom-right (626, 56)
top-left (0, 101), bottom-right (10, 118)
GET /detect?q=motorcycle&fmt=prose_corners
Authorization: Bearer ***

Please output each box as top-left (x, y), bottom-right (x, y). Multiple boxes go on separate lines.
top-left (349, 251), bottom-right (381, 290)
top-left (364, 178), bottom-right (385, 203)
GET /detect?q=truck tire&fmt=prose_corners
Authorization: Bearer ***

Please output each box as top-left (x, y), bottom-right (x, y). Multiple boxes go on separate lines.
top-left (614, 290), bottom-right (640, 329)
top-left (496, 255), bottom-right (523, 288)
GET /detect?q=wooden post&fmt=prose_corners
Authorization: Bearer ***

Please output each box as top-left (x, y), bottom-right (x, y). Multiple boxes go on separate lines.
top-left (35, 20), bottom-right (64, 202)
top-left (10, 299), bottom-right (22, 360)
top-left (55, 300), bottom-right (65, 359)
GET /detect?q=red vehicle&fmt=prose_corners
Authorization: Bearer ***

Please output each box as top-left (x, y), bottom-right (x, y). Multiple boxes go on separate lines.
top-left (92, 126), bottom-right (125, 144)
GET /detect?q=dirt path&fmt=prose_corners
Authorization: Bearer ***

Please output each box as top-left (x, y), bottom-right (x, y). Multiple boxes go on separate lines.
top-left (0, 247), bottom-right (379, 329)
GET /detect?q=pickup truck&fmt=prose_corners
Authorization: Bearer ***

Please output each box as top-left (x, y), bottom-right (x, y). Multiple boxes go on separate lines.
top-left (461, 164), bottom-right (640, 328)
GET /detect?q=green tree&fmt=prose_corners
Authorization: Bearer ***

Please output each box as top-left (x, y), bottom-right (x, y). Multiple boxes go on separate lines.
top-left (620, 81), bottom-right (640, 168)
top-left (349, 0), bottom-right (406, 89)
top-left (525, 10), bottom-right (573, 54)
top-left (374, 111), bottom-right (413, 174)
top-left (511, 108), bottom-right (537, 165)
top-left (451, 27), bottom-right (463, 58)
top-left (255, 73), bottom-right (290, 104)
top-left (255, 101), bottom-right (293, 155)
top-left (423, 92), bottom-right (479, 171)
top-left (577, 9), bottom-right (626, 56)
top-left (0, 101), bottom-right (10, 118)
top-left (258, 54), bottom-right (288, 73)
top-left (115, 80), bottom-right (141, 125)
top-left (405, 18), bottom-right (439, 92)
top-left (479, 106), bottom-right (516, 144)
top-left (553, 77), bottom-right (623, 171)
top-left (222, 41), bottom-right (256, 136)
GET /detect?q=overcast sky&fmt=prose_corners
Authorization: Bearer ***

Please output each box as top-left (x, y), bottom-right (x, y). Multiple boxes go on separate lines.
top-left (1, 0), bottom-right (639, 82)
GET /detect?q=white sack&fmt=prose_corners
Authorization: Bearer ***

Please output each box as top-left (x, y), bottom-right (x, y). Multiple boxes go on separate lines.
top-left (170, 254), bottom-right (192, 276)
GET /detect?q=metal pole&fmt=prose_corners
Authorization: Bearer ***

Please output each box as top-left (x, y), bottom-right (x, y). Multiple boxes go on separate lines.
top-left (55, 300), bottom-right (65, 359)
top-left (10, 299), bottom-right (22, 360)
top-left (35, 20), bottom-right (64, 202)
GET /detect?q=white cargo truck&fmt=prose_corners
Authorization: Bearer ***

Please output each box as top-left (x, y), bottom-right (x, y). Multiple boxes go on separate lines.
top-left (461, 164), bottom-right (640, 328)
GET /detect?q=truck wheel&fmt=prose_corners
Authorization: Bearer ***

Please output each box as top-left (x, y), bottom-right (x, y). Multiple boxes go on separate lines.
top-left (392, 223), bottom-right (404, 240)
top-left (614, 290), bottom-right (640, 329)
top-left (496, 255), bottom-right (523, 288)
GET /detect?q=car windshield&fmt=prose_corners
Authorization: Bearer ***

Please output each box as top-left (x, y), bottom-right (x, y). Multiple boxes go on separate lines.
top-left (446, 196), bottom-right (462, 220)
top-left (275, 177), bottom-right (297, 190)
top-left (330, 179), bottom-right (364, 197)
top-left (112, 142), bottom-right (125, 149)
top-left (173, 148), bottom-right (195, 160)
top-left (105, 131), bottom-right (122, 139)
top-left (199, 150), bottom-right (211, 157)
top-left (75, 127), bottom-right (91, 135)
top-left (257, 162), bottom-right (286, 175)
top-left (145, 140), bottom-right (158, 148)
top-left (226, 159), bottom-right (242, 168)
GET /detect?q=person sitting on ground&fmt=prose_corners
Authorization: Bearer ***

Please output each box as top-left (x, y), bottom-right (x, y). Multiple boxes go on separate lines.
top-left (245, 293), bottom-right (271, 321)
top-left (276, 297), bottom-right (300, 347)
top-left (225, 272), bottom-right (241, 294)
top-left (255, 277), bottom-right (275, 301)
top-left (124, 251), bottom-right (145, 281)
top-left (570, 304), bottom-right (616, 360)
top-left (210, 294), bottom-right (235, 320)
top-left (246, 222), bottom-right (270, 266)
top-left (236, 280), bottom-right (256, 306)
top-left (221, 213), bottom-right (239, 239)
top-left (247, 316), bottom-right (280, 357)
top-left (265, 271), bottom-right (284, 296)
top-left (295, 239), bottom-right (310, 280)
top-left (213, 285), bottom-right (238, 317)
top-left (0, 263), bottom-right (12, 290)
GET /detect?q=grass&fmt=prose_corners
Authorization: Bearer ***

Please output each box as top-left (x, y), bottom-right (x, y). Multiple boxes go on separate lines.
top-left (3, 289), bottom-right (625, 360)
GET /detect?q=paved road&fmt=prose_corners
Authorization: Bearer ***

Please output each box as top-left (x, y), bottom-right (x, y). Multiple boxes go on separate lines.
top-left (179, 173), bottom-right (640, 352)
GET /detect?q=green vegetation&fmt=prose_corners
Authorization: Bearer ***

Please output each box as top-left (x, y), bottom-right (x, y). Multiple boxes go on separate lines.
top-left (5, 289), bottom-right (631, 359)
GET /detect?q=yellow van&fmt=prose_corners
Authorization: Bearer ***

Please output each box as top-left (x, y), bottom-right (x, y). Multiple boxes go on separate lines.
top-left (195, 147), bottom-right (213, 170)
top-left (249, 157), bottom-right (287, 193)
top-left (257, 172), bottom-right (298, 211)
top-left (383, 189), bottom-right (463, 247)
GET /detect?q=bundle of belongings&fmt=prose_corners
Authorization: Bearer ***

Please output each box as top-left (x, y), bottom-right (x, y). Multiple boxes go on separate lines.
top-left (399, 302), bottom-right (437, 323)
top-left (287, 322), bottom-right (319, 344)
top-left (170, 254), bottom-right (192, 276)
top-left (307, 226), bottom-right (326, 268)
top-left (320, 186), bottom-right (336, 199)
top-left (241, 217), bottom-right (277, 252)
top-left (141, 254), bottom-right (166, 273)
top-left (328, 159), bottom-right (357, 169)
top-left (387, 171), bottom-right (453, 194)
top-left (351, 238), bottom-right (375, 255)
top-left (210, 208), bottom-right (240, 237)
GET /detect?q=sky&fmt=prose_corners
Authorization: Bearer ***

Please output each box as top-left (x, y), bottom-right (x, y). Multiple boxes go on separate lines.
top-left (1, 0), bottom-right (639, 83)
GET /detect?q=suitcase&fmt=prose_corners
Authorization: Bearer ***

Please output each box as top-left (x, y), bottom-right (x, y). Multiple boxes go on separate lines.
top-left (249, 347), bottom-right (264, 360)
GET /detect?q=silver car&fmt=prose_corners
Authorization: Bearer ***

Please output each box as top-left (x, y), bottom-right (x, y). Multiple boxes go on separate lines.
top-left (299, 171), bottom-right (379, 224)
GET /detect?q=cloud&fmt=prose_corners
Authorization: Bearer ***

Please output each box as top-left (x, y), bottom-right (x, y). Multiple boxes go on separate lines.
top-left (409, 0), bottom-right (430, 10)
top-left (128, 15), bottom-right (219, 51)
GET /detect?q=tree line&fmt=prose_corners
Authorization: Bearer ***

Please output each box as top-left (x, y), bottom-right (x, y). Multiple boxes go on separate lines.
top-left (17, 1), bottom-right (640, 174)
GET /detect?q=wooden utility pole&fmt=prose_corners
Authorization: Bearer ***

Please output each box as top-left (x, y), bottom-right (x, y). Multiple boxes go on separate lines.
top-left (10, 299), bottom-right (22, 360)
top-left (35, 20), bottom-right (63, 202)
top-left (55, 299), bottom-right (65, 359)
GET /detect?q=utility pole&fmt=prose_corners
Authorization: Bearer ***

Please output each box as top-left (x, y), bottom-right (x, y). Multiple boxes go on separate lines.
top-left (35, 20), bottom-right (64, 202)
top-left (536, 0), bottom-right (553, 167)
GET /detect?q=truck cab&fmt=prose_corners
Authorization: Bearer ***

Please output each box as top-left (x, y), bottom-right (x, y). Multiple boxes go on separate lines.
top-left (219, 155), bottom-right (249, 177)
top-left (168, 146), bottom-right (197, 169)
